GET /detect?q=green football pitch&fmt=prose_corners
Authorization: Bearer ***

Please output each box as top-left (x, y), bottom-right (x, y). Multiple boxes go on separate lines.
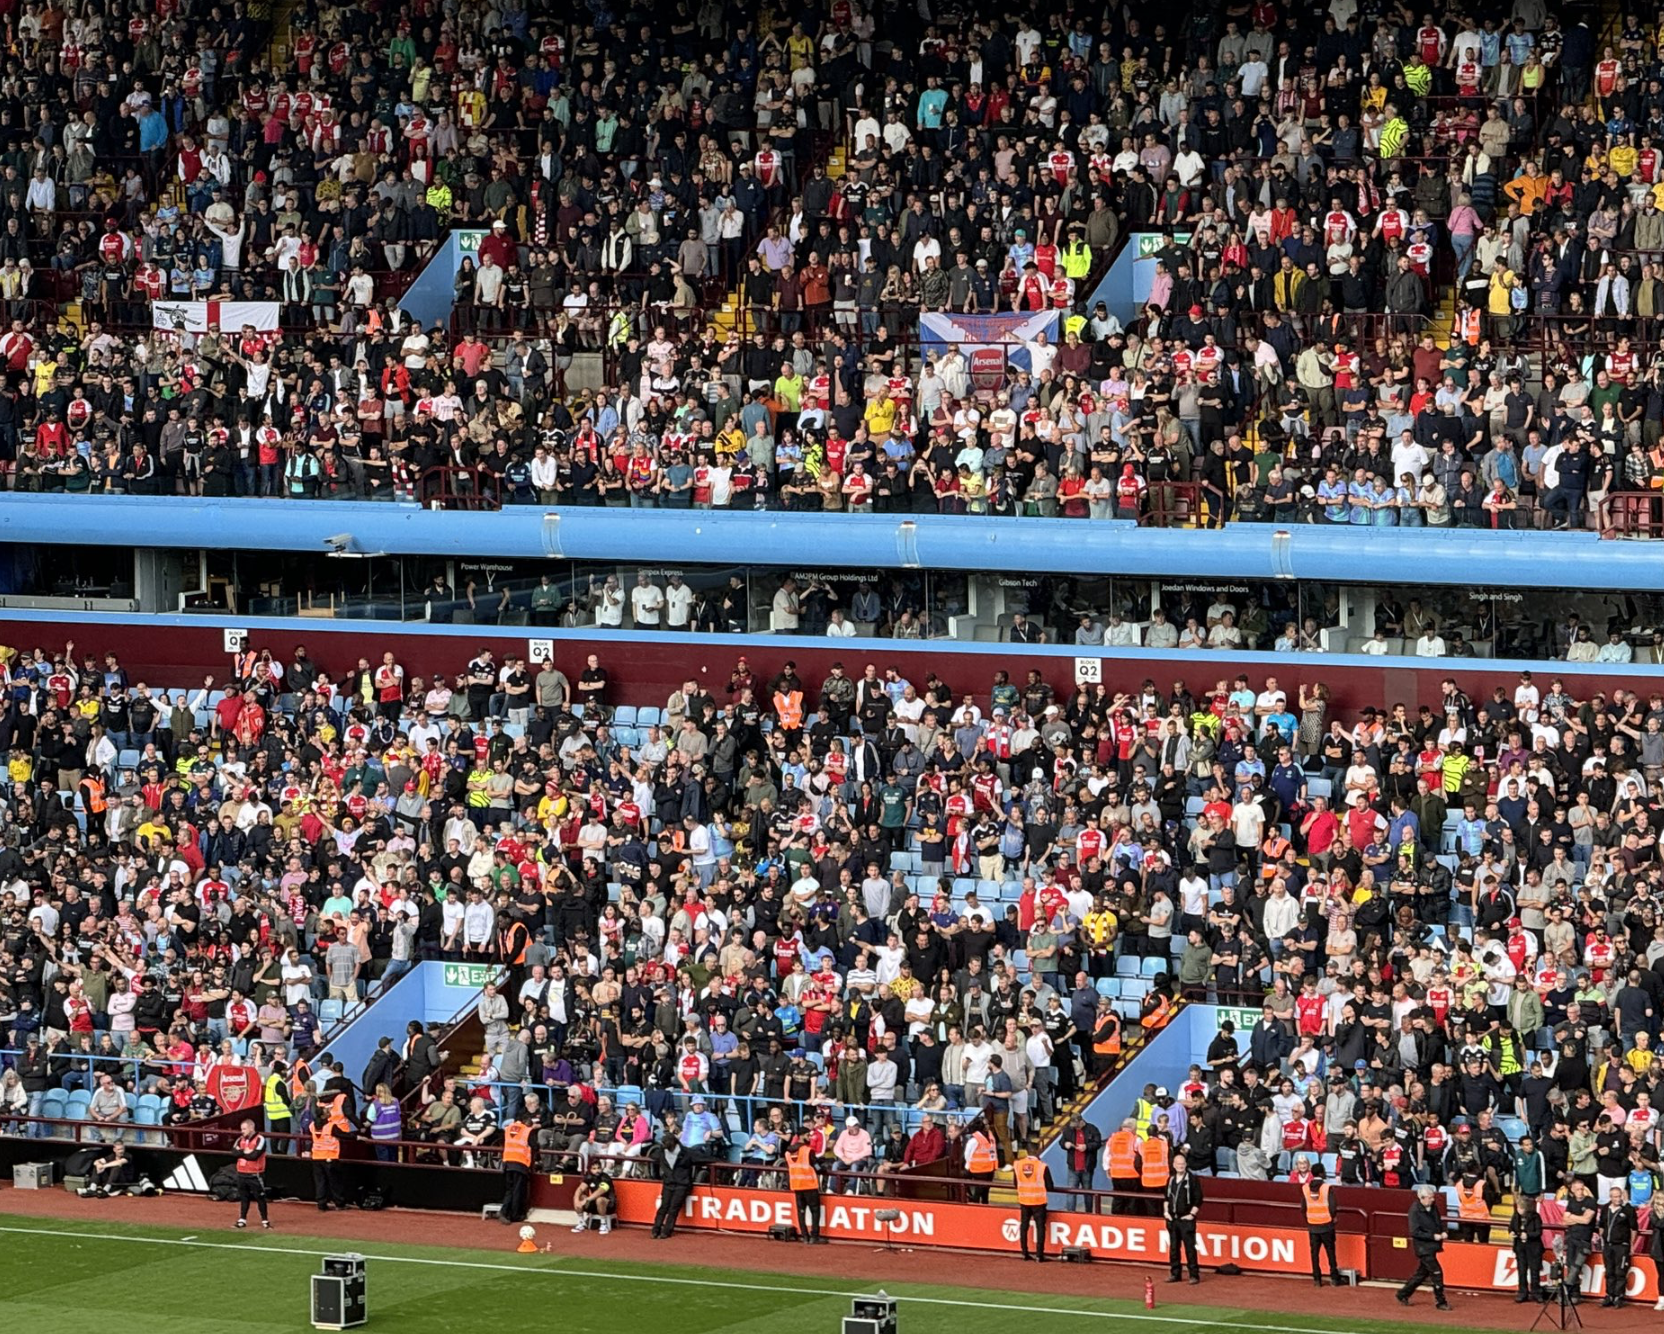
top-left (0, 1213), bottom-right (1503, 1334)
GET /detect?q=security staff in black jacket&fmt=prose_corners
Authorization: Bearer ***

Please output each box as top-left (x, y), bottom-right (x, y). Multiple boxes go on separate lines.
top-left (1599, 1187), bottom-right (1637, 1307)
top-left (1164, 1152), bottom-right (1204, 1283)
top-left (1396, 1184), bottom-right (1452, 1309)
top-left (1508, 1193), bottom-right (1546, 1303)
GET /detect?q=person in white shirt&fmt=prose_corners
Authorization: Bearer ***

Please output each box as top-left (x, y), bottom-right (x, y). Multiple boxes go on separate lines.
top-left (1360, 630), bottom-right (1390, 655)
top-left (592, 575), bottom-right (625, 626)
top-left (1144, 609), bottom-right (1179, 649)
top-left (825, 609), bottom-right (856, 637)
top-left (1415, 629), bottom-right (1447, 657)
top-left (630, 573), bottom-right (665, 627)
top-left (663, 574), bottom-right (694, 628)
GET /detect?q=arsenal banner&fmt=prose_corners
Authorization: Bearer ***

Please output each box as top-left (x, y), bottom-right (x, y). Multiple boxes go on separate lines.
top-left (152, 300), bottom-right (281, 336)
top-left (918, 309), bottom-right (1060, 382)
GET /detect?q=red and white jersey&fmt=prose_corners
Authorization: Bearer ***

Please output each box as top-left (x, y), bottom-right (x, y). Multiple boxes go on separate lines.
top-left (60, 41), bottom-right (82, 70)
top-left (1193, 343), bottom-right (1223, 377)
top-left (128, 15), bottom-right (149, 41)
top-left (1323, 209), bottom-right (1355, 244)
top-left (328, 41), bottom-right (350, 76)
top-left (99, 230), bottom-right (130, 262)
top-left (1406, 237), bottom-right (1433, 270)
top-left (1047, 148), bottom-right (1074, 185)
top-left (1375, 207), bottom-right (1409, 242)
top-left (271, 91), bottom-right (292, 122)
top-left (292, 33), bottom-right (316, 74)
top-left (181, 65), bottom-right (202, 94)
top-left (1333, 349), bottom-right (1360, 388)
top-left (1050, 275), bottom-right (1074, 308)
top-left (1596, 58), bottom-right (1621, 97)
top-left (539, 33), bottom-right (565, 67)
top-left (1607, 350), bottom-right (1637, 383)
top-left (1417, 25), bottom-right (1447, 63)
top-left (1169, 347), bottom-right (1195, 377)
top-left (1088, 151), bottom-right (1114, 179)
top-left (241, 84), bottom-right (268, 116)
top-left (1454, 58), bottom-right (1481, 89)
top-left (754, 149), bottom-right (780, 188)
top-left (1637, 148), bottom-right (1660, 183)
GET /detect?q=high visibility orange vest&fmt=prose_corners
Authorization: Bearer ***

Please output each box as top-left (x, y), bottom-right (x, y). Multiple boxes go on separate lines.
top-left (1094, 1012), bottom-right (1122, 1056)
top-left (1143, 994), bottom-right (1175, 1030)
top-left (1014, 1156), bottom-right (1048, 1206)
top-left (1139, 1134), bottom-right (1171, 1188)
top-left (503, 1120), bottom-right (533, 1168)
top-left (1458, 307), bottom-right (1481, 346)
top-left (1305, 1181), bottom-right (1333, 1227)
top-left (966, 1131), bottom-right (998, 1174)
top-left (773, 690), bottom-right (803, 729)
top-left (311, 1122), bottom-right (340, 1161)
top-left (1106, 1128), bottom-right (1140, 1179)
top-left (80, 775), bottom-right (107, 814)
top-left (787, 1144), bottom-right (819, 1192)
top-left (1456, 1180), bottom-right (1489, 1221)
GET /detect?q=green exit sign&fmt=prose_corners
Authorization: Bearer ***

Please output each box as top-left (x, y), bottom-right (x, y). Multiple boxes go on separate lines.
top-left (441, 963), bottom-right (496, 988)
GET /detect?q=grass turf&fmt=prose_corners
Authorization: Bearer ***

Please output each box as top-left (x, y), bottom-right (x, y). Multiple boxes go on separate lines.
top-left (0, 1213), bottom-right (1500, 1334)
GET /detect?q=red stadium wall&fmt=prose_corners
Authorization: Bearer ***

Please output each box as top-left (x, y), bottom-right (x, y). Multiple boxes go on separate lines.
top-left (3, 617), bottom-right (1661, 715)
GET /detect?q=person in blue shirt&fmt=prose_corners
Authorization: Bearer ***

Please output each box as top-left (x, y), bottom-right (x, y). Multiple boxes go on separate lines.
top-left (1371, 475), bottom-right (1399, 525)
top-left (1263, 708), bottom-right (1299, 745)
top-left (1346, 468), bottom-right (1374, 524)
top-left (1269, 750), bottom-right (1306, 808)
top-left (1311, 469), bottom-right (1351, 518)
top-left (1387, 796), bottom-right (1420, 852)
top-left (1454, 803), bottom-right (1489, 856)
top-left (916, 76), bottom-right (947, 130)
top-left (1233, 742), bottom-right (1266, 787)
top-left (680, 1097), bottom-right (726, 1158)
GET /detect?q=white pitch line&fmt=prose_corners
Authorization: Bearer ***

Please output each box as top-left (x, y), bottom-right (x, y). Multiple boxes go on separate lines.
top-left (0, 1224), bottom-right (1425, 1334)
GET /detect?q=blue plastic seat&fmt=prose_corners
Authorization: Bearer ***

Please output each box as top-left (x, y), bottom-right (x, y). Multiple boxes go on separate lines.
top-left (319, 998), bottom-right (344, 1024)
top-left (614, 706), bottom-right (638, 727)
top-left (638, 707), bottom-right (661, 726)
top-left (1116, 956), bottom-right (1140, 978)
top-left (1095, 977), bottom-right (1120, 999)
top-left (1140, 956), bottom-right (1166, 977)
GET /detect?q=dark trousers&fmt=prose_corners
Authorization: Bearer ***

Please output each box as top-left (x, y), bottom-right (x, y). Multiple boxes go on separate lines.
top-left (652, 1183), bottom-right (691, 1236)
top-left (265, 1114), bottom-right (291, 1154)
top-left (312, 1159), bottom-right (347, 1209)
top-left (1515, 1241), bottom-right (1544, 1297)
top-left (236, 1173), bottom-right (268, 1221)
top-left (1308, 1227), bottom-right (1339, 1280)
top-left (1019, 1204), bottom-right (1048, 1259)
top-left (500, 1165), bottom-right (529, 1222)
top-left (794, 1188), bottom-right (822, 1240)
top-left (1605, 1253), bottom-right (1630, 1302)
top-left (1398, 1253), bottom-right (1446, 1300)
top-left (1168, 1218), bottom-right (1200, 1278)
top-left (966, 1169), bottom-right (994, 1204)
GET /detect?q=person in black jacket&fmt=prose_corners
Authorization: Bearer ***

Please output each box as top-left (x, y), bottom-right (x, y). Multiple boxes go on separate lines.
top-left (1508, 1193), bottom-right (1547, 1303)
top-left (360, 1037), bottom-right (399, 1099)
top-left (650, 1130), bottom-right (696, 1239)
top-left (401, 1021), bottom-right (441, 1096)
top-left (1164, 1152), bottom-right (1204, 1283)
top-left (1599, 1187), bottom-right (1637, 1307)
top-left (1396, 1185), bottom-right (1452, 1309)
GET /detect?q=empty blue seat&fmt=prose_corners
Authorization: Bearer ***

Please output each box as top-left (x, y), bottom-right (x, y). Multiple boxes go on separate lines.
top-left (1122, 979), bottom-right (1152, 1000)
top-left (952, 877), bottom-right (977, 896)
top-left (638, 707), bottom-right (662, 726)
top-left (612, 1085), bottom-right (644, 1109)
top-left (1306, 776), bottom-right (1332, 799)
top-left (614, 706), bottom-right (638, 726)
top-left (1000, 881), bottom-right (1025, 901)
top-left (1113, 998), bottom-right (1142, 1020)
top-left (1095, 977), bottom-right (1120, 999)
top-left (1140, 956), bottom-right (1166, 977)
top-left (1116, 956), bottom-right (1140, 977)
top-left (319, 998), bottom-right (344, 1023)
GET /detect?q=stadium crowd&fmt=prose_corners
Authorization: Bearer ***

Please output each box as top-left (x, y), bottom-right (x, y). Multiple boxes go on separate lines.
top-left (0, 633), bottom-right (1658, 1264)
top-left (0, 0), bottom-right (1653, 531)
